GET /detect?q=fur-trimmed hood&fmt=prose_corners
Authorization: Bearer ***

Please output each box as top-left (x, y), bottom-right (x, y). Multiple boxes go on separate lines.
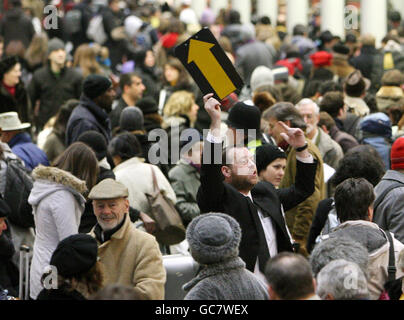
top-left (28, 165), bottom-right (87, 207)
top-left (376, 86), bottom-right (404, 99)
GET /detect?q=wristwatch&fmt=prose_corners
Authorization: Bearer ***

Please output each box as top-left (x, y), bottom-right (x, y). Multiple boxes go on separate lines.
top-left (295, 142), bottom-right (308, 152)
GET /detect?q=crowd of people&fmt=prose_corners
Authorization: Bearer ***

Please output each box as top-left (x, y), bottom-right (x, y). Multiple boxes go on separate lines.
top-left (1, 0), bottom-right (404, 301)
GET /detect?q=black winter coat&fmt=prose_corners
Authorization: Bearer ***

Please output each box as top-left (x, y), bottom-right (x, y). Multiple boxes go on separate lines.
top-left (0, 230), bottom-right (19, 298)
top-left (0, 8), bottom-right (35, 48)
top-left (0, 82), bottom-right (31, 123)
top-left (66, 94), bottom-right (112, 146)
top-left (197, 140), bottom-right (317, 272)
top-left (28, 64), bottom-right (82, 129)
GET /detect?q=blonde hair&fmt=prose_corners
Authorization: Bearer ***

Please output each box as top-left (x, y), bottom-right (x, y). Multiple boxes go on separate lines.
top-left (73, 44), bottom-right (103, 78)
top-left (163, 90), bottom-right (195, 117)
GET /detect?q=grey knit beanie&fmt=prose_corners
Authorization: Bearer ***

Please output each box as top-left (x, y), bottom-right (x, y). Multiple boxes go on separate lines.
top-left (120, 106), bottom-right (144, 131)
top-left (186, 213), bottom-right (241, 264)
top-left (47, 38), bottom-right (65, 56)
top-left (250, 66), bottom-right (274, 93)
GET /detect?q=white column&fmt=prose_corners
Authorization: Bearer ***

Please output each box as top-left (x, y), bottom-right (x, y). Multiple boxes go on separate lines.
top-left (256, 0), bottom-right (278, 26)
top-left (232, 0), bottom-right (251, 25)
top-left (361, 0), bottom-right (387, 48)
top-left (287, 0), bottom-right (309, 35)
top-left (191, 0), bottom-right (207, 21)
top-left (321, 0), bottom-right (345, 38)
top-left (211, 0), bottom-right (228, 17)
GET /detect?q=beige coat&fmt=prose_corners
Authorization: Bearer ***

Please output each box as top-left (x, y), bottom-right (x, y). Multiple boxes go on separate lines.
top-left (333, 220), bottom-right (404, 300)
top-left (280, 140), bottom-right (326, 256)
top-left (90, 214), bottom-right (166, 299)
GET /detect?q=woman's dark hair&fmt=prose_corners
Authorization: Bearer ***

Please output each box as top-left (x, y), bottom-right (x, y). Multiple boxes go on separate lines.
top-left (303, 80), bottom-right (322, 98)
top-left (363, 93), bottom-right (379, 113)
top-left (53, 142), bottom-right (99, 192)
top-left (53, 99), bottom-right (79, 134)
top-left (108, 132), bottom-right (142, 162)
top-left (331, 145), bottom-right (385, 187)
top-left (334, 178), bottom-right (375, 223)
top-left (319, 81), bottom-right (343, 96)
top-left (386, 100), bottom-right (404, 126)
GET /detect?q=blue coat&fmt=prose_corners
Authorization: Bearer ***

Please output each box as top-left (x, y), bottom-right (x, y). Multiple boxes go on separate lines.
top-left (66, 94), bottom-right (111, 146)
top-left (8, 132), bottom-right (49, 171)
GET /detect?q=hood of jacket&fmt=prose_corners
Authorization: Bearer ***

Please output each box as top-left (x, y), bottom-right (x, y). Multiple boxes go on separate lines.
top-left (162, 115), bottom-right (189, 130)
top-left (332, 220), bottom-right (387, 254)
top-left (376, 86), bottom-right (404, 99)
top-left (28, 165), bottom-right (87, 207)
top-left (183, 257), bottom-right (245, 292)
top-left (80, 94), bottom-right (110, 126)
top-left (345, 96), bottom-right (370, 117)
top-left (8, 132), bottom-right (32, 148)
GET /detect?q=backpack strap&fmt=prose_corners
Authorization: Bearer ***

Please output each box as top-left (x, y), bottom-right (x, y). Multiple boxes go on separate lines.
top-left (381, 228), bottom-right (396, 283)
top-left (373, 181), bottom-right (404, 213)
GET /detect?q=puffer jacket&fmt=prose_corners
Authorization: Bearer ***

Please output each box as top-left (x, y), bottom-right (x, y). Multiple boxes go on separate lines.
top-left (28, 166), bottom-right (87, 299)
top-left (374, 170), bottom-right (404, 243)
top-left (168, 159), bottom-right (200, 227)
top-left (8, 132), bottom-right (50, 171)
top-left (0, 142), bottom-right (34, 228)
top-left (330, 220), bottom-right (404, 300)
top-left (66, 94), bottom-right (112, 146)
top-left (359, 112), bottom-right (393, 169)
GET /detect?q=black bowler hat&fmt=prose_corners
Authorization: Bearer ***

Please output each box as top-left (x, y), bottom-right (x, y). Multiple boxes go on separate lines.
top-left (226, 102), bottom-right (261, 134)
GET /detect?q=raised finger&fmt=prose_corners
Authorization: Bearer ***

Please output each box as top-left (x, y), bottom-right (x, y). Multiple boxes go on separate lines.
top-left (278, 121), bottom-right (291, 132)
top-left (203, 93), bottom-right (214, 103)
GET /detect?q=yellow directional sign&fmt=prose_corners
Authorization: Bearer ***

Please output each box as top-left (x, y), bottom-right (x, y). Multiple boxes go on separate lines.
top-left (187, 39), bottom-right (236, 100)
top-left (175, 28), bottom-right (244, 101)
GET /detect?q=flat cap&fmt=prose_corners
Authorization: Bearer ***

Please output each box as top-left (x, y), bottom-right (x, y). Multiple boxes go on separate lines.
top-left (88, 178), bottom-right (128, 200)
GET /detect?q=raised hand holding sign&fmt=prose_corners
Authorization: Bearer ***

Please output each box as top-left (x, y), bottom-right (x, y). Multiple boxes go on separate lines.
top-left (175, 28), bottom-right (244, 101)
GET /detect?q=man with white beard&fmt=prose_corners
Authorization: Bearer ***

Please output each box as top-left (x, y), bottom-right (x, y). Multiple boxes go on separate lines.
top-left (295, 99), bottom-right (344, 170)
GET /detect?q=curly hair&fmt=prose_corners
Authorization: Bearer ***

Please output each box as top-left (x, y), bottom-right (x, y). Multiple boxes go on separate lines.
top-left (330, 145), bottom-right (385, 187)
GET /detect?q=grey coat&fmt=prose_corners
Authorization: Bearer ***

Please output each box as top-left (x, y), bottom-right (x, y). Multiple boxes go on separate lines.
top-left (314, 127), bottom-right (344, 170)
top-left (374, 170), bottom-right (404, 243)
top-left (183, 257), bottom-right (268, 300)
top-left (168, 159), bottom-right (200, 226)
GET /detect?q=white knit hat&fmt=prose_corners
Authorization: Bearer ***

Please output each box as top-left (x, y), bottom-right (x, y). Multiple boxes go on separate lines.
top-left (250, 66), bottom-right (274, 93)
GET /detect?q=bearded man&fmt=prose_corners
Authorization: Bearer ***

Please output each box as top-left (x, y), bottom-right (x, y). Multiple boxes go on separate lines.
top-left (197, 94), bottom-right (317, 282)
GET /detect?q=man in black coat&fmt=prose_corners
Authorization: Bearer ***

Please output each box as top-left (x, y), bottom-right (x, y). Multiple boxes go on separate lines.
top-left (66, 75), bottom-right (115, 146)
top-left (197, 93), bottom-right (317, 276)
top-left (28, 38), bottom-right (82, 131)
